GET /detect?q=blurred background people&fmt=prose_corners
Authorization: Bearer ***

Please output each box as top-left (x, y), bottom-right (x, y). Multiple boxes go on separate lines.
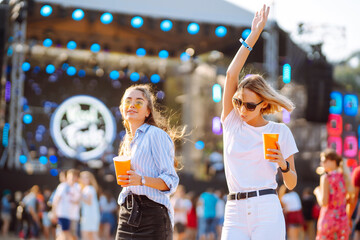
top-left (198, 188), bottom-right (218, 240)
top-left (301, 187), bottom-right (317, 240)
top-left (185, 192), bottom-right (198, 240)
top-left (79, 171), bottom-right (100, 240)
top-left (1, 189), bottom-right (13, 237)
top-left (171, 185), bottom-right (192, 240)
top-left (22, 185), bottom-right (40, 239)
top-left (99, 190), bottom-right (117, 240)
top-left (314, 149), bottom-right (354, 240)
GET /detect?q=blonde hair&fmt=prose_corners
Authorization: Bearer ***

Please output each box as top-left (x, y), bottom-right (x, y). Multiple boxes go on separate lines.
top-left (80, 171), bottom-right (99, 195)
top-left (237, 74), bottom-right (295, 114)
top-left (118, 84), bottom-right (186, 169)
top-left (321, 149), bottom-right (354, 195)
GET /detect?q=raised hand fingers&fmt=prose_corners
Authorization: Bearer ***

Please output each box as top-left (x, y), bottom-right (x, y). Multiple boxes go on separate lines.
top-left (266, 154), bottom-right (280, 159)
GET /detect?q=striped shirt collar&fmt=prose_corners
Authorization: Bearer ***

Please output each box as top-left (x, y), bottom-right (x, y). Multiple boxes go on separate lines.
top-left (136, 123), bottom-right (151, 133)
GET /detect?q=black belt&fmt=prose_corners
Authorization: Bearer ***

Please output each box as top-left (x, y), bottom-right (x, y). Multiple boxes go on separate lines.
top-left (227, 189), bottom-right (277, 200)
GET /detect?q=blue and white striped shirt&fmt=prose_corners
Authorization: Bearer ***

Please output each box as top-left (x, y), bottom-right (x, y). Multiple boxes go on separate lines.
top-left (118, 123), bottom-right (179, 226)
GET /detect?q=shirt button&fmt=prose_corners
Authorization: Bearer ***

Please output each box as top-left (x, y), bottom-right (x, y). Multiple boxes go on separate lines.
top-left (248, 212), bottom-right (251, 215)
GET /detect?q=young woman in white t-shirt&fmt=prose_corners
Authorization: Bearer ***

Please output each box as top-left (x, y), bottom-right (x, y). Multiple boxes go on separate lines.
top-left (221, 5), bottom-right (299, 240)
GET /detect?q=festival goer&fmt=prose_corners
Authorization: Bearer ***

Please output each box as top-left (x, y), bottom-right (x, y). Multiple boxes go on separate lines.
top-left (79, 171), bottom-right (100, 240)
top-left (220, 5), bottom-right (299, 240)
top-left (115, 84), bottom-right (185, 239)
top-left (199, 189), bottom-right (218, 240)
top-left (301, 187), bottom-right (316, 240)
top-left (351, 165), bottom-right (360, 240)
top-left (22, 185), bottom-right (41, 239)
top-left (185, 192), bottom-right (197, 240)
top-left (171, 185), bottom-right (192, 240)
top-left (1, 189), bottom-right (13, 237)
top-left (52, 169), bottom-right (81, 240)
top-left (314, 149), bottom-right (354, 240)
top-left (99, 190), bottom-right (117, 240)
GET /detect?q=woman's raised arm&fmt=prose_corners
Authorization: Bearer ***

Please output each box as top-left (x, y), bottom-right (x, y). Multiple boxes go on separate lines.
top-left (221, 5), bottom-right (270, 122)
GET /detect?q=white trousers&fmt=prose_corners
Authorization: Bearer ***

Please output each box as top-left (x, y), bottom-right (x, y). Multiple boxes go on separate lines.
top-left (221, 192), bottom-right (285, 240)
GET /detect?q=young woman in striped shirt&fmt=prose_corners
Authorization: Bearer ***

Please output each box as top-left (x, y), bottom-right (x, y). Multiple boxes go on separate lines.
top-left (115, 84), bottom-right (185, 240)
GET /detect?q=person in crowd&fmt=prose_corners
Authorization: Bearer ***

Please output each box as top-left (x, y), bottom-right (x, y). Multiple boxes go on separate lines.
top-left (99, 190), bottom-right (117, 240)
top-left (301, 187), bottom-right (316, 240)
top-left (220, 4), bottom-right (298, 240)
top-left (214, 190), bottom-right (225, 240)
top-left (79, 171), bottom-right (100, 240)
top-left (279, 185), bottom-right (305, 240)
top-left (314, 149), bottom-right (354, 240)
top-left (14, 191), bottom-right (24, 236)
top-left (42, 186), bottom-right (55, 240)
top-left (22, 185), bottom-right (41, 239)
top-left (1, 189), bottom-right (13, 237)
top-left (171, 185), bottom-right (192, 240)
top-left (185, 192), bottom-right (197, 240)
top-left (199, 189), bottom-right (218, 240)
top-left (115, 84), bottom-right (185, 239)
top-left (351, 165), bottom-right (360, 240)
top-left (52, 169), bottom-right (81, 240)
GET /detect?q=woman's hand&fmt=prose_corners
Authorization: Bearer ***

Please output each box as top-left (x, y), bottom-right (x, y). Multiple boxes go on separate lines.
top-left (251, 4), bottom-right (270, 34)
top-left (119, 170), bottom-right (141, 187)
top-left (266, 142), bottom-right (287, 170)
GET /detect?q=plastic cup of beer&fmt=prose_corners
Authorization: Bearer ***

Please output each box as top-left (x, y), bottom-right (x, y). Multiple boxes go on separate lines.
top-left (113, 156), bottom-right (131, 185)
top-left (263, 133), bottom-right (279, 159)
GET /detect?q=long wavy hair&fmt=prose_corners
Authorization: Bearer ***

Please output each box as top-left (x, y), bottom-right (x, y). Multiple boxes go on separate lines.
top-left (237, 74), bottom-right (295, 114)
top-left (118, 84), bottom-right (186, 169)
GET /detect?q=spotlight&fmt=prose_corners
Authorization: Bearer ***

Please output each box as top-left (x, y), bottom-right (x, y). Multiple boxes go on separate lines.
top-left (39, 156), bottom-right (48, 165)
top-left (195, 141), bottom-right (205, 150)
top-left (40, 5), bottom-right (52, 17)
top-left (90, 43), bottom-right (101, 53)
top-left (215, 26), bottom-right (227, 37)
top-left (66, 66), bottom-right (76, 76)
top-left (72, 9), bottom-right (84, 21)
top-left (78, 69), bottom-right (86, 77)
top-left (46, 64), bottom-right (55, 74)
top-left (50, 169), bottom-right (59, 176)
top-left (180, 52), bottom-right (190, 62)
top-left (22, 62), bottom-right (30, 71)
top-left (242, 28), bottom-right (251, 39)
top-left (187, 23), bottom-right (200, 35)
top-left (151, 74), bottom-right (161, 83)
top-left (67, 41), bottom-right (77, 50)
top-left (110, 70), bottom-right (119, 80)
top-left (130, 72), bottom-right (140, 82)
top-left (160, 20), bottom-right (173, 32)
top-left (49, 155), bottom-right (58, 164)
top-left (212, 117), bottom-right (222, 135)
top-left (23, 114), bottom-right (33, 124)
top-left (43, 38), bottom-right (52, 47)
top-left (159, 50), bottom-right (169, 59)
top-left (131, 16), bottom-right (143, 28)
top-left (19, 155), bottom-right (27, 164)
top-left (100, 13), bottom-right (113, 24)
top-left (136, 48), bottom-right (146, 57)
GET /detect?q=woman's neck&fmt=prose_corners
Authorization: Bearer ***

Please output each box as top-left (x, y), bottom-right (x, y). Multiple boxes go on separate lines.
top-left (246, 115), bottom-right (268, 127)
top-left (128, 121), bottom-right (145, 137)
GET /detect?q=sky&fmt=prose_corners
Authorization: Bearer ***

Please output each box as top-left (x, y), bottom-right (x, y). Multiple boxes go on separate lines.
top-left (227, 0), bottom-right (360, 63)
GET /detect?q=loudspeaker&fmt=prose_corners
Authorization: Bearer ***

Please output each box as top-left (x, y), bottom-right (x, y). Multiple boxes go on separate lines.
top-left (305, 61), bottom-right (333, 122)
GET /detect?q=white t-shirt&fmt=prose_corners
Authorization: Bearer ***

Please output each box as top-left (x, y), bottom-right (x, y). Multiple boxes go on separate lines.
top-left (281, 192), bottom-right (302, 212)
top-left (81, 185), bottom-right (100, 221)
top-left (222, 110), bottom-right (298, 192)
top-left (53, 182), bottom-right (81, 220)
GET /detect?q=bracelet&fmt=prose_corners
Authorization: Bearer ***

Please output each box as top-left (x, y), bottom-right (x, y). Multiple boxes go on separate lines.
top-left (279, 161), bottom-right (290, 173)
top-left (239, 38), bottom-right (252, 51)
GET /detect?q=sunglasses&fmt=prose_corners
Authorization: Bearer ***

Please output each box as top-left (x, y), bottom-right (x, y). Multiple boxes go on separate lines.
top-left (123, 99), bottom-right (145, 110)
top-left (232, 98), bottom-right (263, 111)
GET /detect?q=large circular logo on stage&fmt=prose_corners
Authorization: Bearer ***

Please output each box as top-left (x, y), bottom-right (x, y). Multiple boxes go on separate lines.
top-left (50, 95), bottom-right (116, 161)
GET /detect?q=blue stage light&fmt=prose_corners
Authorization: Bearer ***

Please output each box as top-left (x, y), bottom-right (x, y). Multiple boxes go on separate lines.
top-left (72, 9), bottom-right (84, 21)
top-left (46, 64), bottom-right (55, 74)
top-left (159, 50), bottom-right (169, 59)
top-left (43, 38), bottom-right (52, 47)
top-left (40, 5), bottom-right (52, 17)
top-left (101, 13), bottom-right (113, 24)
top-left (212, 84), bottom-right (222, 102)
top-left (19, 155), bottom-right (27, 164)
top-left (2, 123), bottom-right (9, 147)
top-left (180, 52), bottom-right (190, 62)
top-left (151, 74), bottom-right (161, 83)
top-left (130, 72), bottom-right (140, 82)
top-left (131, 16), bottom-right (143, 28)
top-left (136, 48), bottom-right (146, 57)
top-left (66, 66), bottom-right (76, 76)
top-left (215, 26), bottom-right (227, 37)
top-left (67, 41), bottom-right (77, 50)
top-left (242, 29), bottom-right (251, 39)
top-left (49, 155), bottom-right (58, 164)
top-left (7, 47), bottom-right (13, 57)
top-left (160, 20), bottom-right (173, 32)
top-left (110, 70), bottom-right (119, 80)
top-left (195, 141), bottom-right (205, 150)
top-left (39, 156), bottom-right (48, 165)
top-left (283, 64), bottom-right (291, 83)
top-left (50, 169), bottom-right (59, 176)
top-left (22, 62), bottom-right (30, 72)
top-left (78, 69), bottom-right (86, 77)
top-left (187, 23), bottom-right (200, 35)
top-left (212, 117), bottom-right (222, 135)
top-left (23, 114), bottom-right (32, 124)
top-left (90, 43), bottom-right (101, 53)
